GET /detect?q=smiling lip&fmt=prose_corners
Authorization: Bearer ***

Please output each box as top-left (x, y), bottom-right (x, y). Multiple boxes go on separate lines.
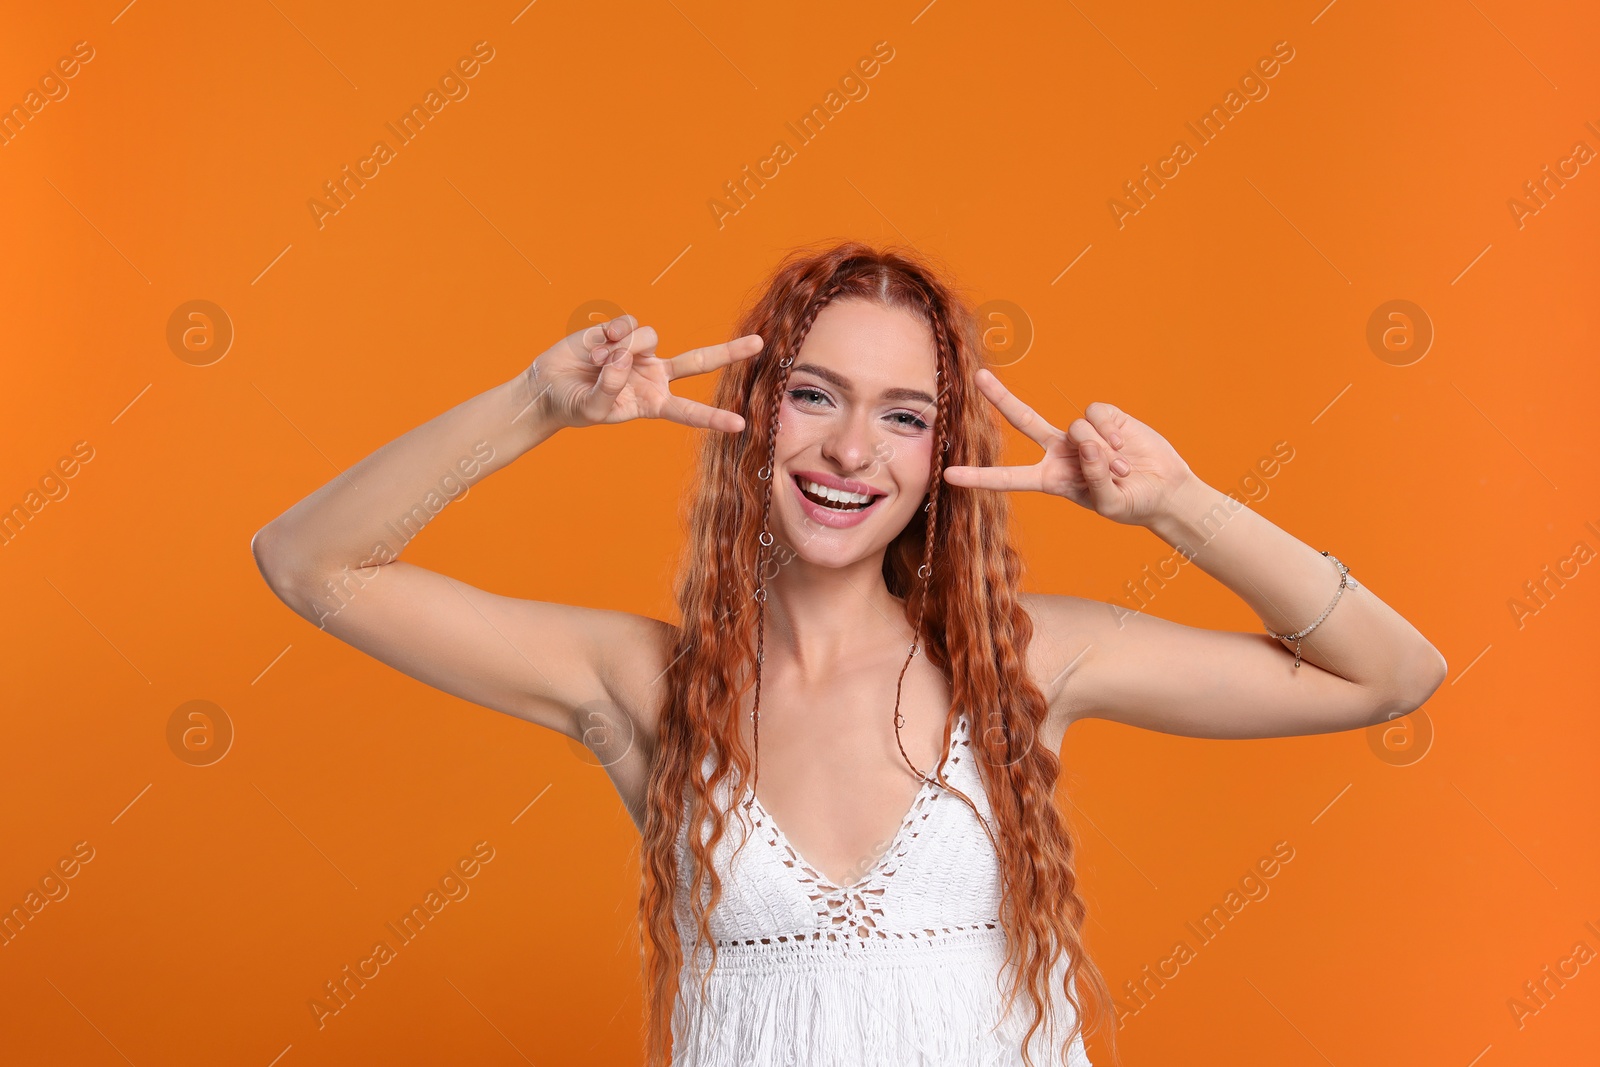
top-left (791, 470), bottom-right (884, 497)
top-left (788, 471), bottom-right (886, 529)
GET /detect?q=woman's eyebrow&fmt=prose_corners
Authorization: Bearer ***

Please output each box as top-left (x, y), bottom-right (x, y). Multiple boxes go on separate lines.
top-left (791, 362), bottom-right (936, 407)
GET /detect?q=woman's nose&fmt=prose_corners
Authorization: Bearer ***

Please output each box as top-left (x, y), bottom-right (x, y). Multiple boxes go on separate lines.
top-left (820, 414), bottom-right (876, 471)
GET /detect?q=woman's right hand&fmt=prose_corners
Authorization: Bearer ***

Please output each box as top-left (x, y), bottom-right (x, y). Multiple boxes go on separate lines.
top-left (526, 315), bottom-right (763, 433)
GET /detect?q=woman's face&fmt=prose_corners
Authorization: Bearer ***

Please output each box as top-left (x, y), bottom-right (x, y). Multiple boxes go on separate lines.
top-left (768, 297), bottom-right (940, 572)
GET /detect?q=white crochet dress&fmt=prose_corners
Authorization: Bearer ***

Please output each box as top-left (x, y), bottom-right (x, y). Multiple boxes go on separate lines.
top-left (671, 711), bottom-right (1094, 1067)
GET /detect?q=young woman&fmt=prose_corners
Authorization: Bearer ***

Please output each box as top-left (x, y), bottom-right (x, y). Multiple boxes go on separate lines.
top-left (252, 242), bottom-right (1447, 1067)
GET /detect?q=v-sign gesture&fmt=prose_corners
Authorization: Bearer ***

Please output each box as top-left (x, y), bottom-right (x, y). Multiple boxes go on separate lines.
top-left (530, 315), bottom-right (762, 434)
top-left (942, 367), bottom-right (1197, 527)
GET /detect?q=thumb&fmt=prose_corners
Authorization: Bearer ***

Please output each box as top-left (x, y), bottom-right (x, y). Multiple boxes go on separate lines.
top-left (585, 347), bottom-right (632, 418)
top-left (1078, 439), bottom-right (1115, 499)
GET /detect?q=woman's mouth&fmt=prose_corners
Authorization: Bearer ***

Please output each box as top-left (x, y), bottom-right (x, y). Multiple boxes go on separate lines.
top-left (789, 474), bottom-right (886, 529)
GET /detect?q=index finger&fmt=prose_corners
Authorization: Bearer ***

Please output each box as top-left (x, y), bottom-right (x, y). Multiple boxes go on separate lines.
top-left (942, 463), bottom-right (1044, 492)
top-left (664, 334), bottom-right (764, 382)
top-left (973, 367), bottom-right (1063, 451)
top-left (641, 380), bottom-right (748, 434)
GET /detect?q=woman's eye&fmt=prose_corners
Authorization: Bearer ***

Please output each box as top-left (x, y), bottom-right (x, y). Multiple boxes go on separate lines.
top-left (787, 389), bottom-right (926, 430)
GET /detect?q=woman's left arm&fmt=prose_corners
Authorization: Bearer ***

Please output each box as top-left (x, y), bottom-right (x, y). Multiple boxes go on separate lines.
top-left (945, 368), bottom-right (1449, 740)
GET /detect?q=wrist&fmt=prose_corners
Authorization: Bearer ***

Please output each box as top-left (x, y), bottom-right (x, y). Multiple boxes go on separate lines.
top-left (1148, 478), bottom-right (1235, 553)
top-left (494, 370), bottom-right (564, 454)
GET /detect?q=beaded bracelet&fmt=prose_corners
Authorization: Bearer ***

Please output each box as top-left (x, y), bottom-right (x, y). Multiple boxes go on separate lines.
top-left (1265, 551), bottom-right (1355, 669)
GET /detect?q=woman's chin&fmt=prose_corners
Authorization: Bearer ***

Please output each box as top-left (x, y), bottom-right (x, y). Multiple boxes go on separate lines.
top-left (773, 537), bottom-right (886, 573)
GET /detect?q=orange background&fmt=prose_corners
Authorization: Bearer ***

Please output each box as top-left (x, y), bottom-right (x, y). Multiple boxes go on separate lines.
top-left (2, 1), bottom-right (1596, 1064)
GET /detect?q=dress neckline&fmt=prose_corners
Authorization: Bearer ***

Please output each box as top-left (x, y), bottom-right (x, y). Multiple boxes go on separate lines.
top-left (743, 713), bottom-right (970, 892)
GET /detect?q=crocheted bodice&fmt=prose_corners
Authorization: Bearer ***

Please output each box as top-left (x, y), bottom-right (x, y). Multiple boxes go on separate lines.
top-left (671, 712), bottom-right (1093, 1067)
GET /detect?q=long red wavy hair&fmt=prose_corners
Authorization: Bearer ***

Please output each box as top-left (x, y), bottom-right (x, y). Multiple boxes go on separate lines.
top-left (638, 240), bottom-right (1117, 1066)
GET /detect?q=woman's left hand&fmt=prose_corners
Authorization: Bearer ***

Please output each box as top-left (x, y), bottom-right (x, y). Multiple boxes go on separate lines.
top-left (942, 368), bottom-right (1197, 527)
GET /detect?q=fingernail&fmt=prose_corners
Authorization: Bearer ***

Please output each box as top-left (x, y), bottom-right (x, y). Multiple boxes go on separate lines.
top-left (1112, 457), bottom-right (1130, 475)
top-left (1110, 432), bottom-right (1124, 448)
top-left (1083, 443), bottom-right (1099, 461)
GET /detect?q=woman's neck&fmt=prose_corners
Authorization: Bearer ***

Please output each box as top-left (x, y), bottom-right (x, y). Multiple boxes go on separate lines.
top-left (762, 557), bottom-right (915, 674)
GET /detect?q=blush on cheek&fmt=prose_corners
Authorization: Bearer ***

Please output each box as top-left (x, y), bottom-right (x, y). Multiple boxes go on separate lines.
top-left (773, 398), bottom-right (810, 445)
top-left (883, 440), bottom-right (935, 495)
top-left (860, 432), bottom-right (931, 481)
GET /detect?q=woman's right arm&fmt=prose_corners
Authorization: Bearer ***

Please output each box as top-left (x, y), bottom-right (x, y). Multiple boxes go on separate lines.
top-left (249, 316), bottom-right (760, 742)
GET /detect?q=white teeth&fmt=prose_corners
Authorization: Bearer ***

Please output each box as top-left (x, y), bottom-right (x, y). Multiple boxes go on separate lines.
top-left (804, 480), bottom-right (872, 505)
